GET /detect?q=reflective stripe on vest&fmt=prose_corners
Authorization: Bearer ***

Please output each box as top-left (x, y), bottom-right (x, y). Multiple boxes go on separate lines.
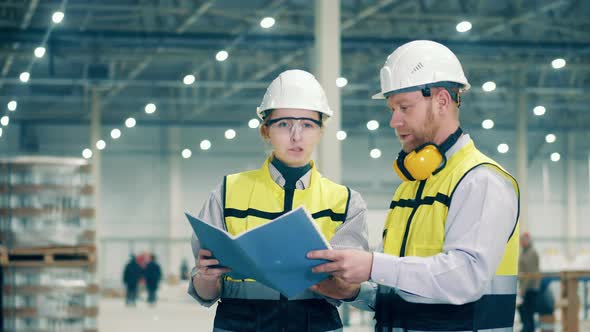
top-left (378, 140), bottom-right (520, 331)
top-left (223, 157), bottom-right (350, 283)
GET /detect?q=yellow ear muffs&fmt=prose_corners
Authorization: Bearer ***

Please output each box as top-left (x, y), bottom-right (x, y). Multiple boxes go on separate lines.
top-left (393, 144), bottom-right (444, 181)
top-left (392, 127), bottom-right (463, 182)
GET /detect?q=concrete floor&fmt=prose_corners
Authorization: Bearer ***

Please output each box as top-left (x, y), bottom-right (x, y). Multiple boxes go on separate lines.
top-left (98, 284), bottom-right (374, 332)
top-left (98, 283), bottom-right (590, 332)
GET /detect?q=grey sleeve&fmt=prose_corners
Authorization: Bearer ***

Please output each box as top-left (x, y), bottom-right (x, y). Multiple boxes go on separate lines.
top-left (329, 188), bottom-right (369, 250)
top-left (347, 281), bottom-right (378, 312)
top-left (187, 180), bottom-right (226, 307)
top-left (321, 188), bottom-right (369, 307)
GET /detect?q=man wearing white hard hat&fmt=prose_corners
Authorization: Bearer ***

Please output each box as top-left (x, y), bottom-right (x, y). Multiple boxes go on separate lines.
top-left (309, 40), bottom-right (520, 331)
top-left (188, 69), bottom-right (369, 331)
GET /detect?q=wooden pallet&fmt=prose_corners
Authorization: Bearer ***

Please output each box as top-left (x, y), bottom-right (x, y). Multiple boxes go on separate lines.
top-left (3, 330), bottom-right (97, 332)
top-left (3, 284), bottom-right (100, 294)
top-left (2, 306), bottom-right (98, 318)
top-left (0, 207), bottom-right (95, 218)
top-left (0, 184), bottom-right (94, 195)
top-left (0, 246), bottom-right (96, 267)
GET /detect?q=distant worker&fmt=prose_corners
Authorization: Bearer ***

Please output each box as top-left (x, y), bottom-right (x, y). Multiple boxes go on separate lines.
top-left (122, 254), bottom-right (142, 307)
top-left (518, 232), bottom-right (540, 332)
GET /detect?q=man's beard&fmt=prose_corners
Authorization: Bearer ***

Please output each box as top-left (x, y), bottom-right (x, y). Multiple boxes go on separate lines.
top-left (401, 104), bottom-right (438, 152)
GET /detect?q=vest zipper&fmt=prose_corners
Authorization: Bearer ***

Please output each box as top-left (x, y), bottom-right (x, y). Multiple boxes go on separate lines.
top-left (398, 180), bottom-right (426, 257)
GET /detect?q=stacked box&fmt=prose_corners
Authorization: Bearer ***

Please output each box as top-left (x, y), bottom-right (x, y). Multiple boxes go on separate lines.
top-left (0, 156), bottom-right (94, 248)
top-left (0, 156), bottom-right (98, 332)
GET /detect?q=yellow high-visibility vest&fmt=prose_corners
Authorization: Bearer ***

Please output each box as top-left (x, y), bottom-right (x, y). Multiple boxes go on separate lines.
top-left (378, 140), bottom-right (519, 331)
top-left (223, 158), bottom-right (350, 282)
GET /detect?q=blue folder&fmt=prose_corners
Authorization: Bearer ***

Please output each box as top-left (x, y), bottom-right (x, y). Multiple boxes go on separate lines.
top-left (185, 206), bottom-right (332, 298)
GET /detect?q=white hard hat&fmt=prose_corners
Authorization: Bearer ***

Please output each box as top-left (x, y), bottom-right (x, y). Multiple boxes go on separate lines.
top-left (256, 69), bottom-right (333, 119)
top-left (372, 40), bottom-right (470, 99)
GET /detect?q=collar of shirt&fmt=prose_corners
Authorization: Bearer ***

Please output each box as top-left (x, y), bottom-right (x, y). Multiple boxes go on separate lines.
top-left (444, 133), bottom-right (471, 160)
top-left (268, 162), bottom-right (312, 190)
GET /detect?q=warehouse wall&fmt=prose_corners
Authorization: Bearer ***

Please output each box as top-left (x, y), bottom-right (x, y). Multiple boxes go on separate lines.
top-left (1, 123), bottom-right (588, 285)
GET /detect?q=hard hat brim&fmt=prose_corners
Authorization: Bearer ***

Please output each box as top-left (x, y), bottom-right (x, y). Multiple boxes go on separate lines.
top-left (371, 92), bottom-right (385, 100)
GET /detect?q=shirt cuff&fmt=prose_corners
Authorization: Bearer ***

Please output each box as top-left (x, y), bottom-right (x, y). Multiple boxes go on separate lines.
top-left (187, 267), bottom-right (220, 307)
top-left (370, 252), bottom-right (401, 288)
top-left (346, 281), bottom-right (376, 311)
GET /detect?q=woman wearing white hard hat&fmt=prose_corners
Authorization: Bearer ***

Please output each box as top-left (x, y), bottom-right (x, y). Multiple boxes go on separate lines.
top-left (308, 40), bottom-right (520, 332)
top-left (188, 69), bottom-right (368, 331)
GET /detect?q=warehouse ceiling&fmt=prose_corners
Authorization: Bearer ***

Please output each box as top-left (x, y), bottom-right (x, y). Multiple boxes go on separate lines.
top-left (0, 0), bottom-right (589, 159)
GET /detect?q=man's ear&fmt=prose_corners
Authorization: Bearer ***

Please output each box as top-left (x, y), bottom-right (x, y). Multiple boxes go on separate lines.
top-left (435, 88), bottom-right (452, 114)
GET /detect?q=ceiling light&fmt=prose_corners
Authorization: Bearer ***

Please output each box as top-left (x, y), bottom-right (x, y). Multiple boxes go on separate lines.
top-left (96, 140), bottom-right (106, 150)
top-left (366, 120), bottom-right (379, 131)
top-left (7, 100), bottom-right (17, 111)
top-left (482, 119), bottom-right (494, 129)
top-left (370, 148), bottom-right (382, 159)
top-left (216, 50), bottom-right (229, 62)
top-left (497, 143), bottom-right (509, 154)
top-left (260, 17), bottom-right (275, 29)
top-left (182, 149), bottom-right (192, 159)
top-left (550, 152), bottom-right (560, 162)
top-left (145, 103), bottom-right (156, 114)
top-left (551, 58), bottom-right (566, 69)
top-left (533, 105), bottom-right (546, 116)
top-left (456, 21), bottom-right (472, 32)
top-left (336, 77), bottom-right (348, 88)
top-left (111, 129), bottom-right (121, 139)
top-left (482, 81), bottom-right (496, 92)
top-left (545, 134), bottom-right (556, 143)
top-left (19, 72), bottom-right (30, 83)
top-left (224, 129), bottom-right (236, 140)
top-left (82, 148), bottom-right (93, 159)
top-left (0, 116), bottom-right (9, 126)
top-left (200, 139), bottom-right (211, 150)
top-left (183, 74), bottom-right (195, 85)
top-left (52, 11), bottom-right (64, 24)
top-left (34, 47), bottom-right (46, 58)
top-left (336, 130), bottom-right (347, 141)
top-left (248, 118), bottom-right (260, 129)
top-left (125, 117), bottom-right (136, 128)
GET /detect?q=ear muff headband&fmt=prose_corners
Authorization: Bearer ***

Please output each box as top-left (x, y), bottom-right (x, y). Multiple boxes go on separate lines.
top-left (393, 127), bottom-right (463, 181)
